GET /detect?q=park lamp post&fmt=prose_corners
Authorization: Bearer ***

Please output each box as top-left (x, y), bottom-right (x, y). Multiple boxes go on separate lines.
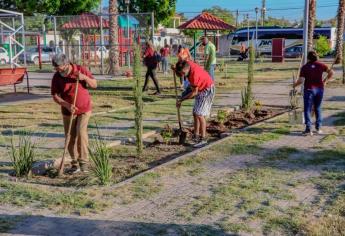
top-left (255, 7), bottom-right (259, 54)
top-left (303, 0), bottom-right (309, 64)
top-left (125, 0), bottom-right (130, 68)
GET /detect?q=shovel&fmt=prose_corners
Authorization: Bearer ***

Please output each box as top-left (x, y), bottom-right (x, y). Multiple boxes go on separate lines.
top-left (58, 75), bottom-right (80, 176)
top-left (173, 71), bottom-right (187, 145)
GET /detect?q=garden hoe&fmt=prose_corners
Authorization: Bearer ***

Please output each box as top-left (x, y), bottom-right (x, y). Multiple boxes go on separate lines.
top-left (173, 71), bottom-right (187, 145)
top-left (58, 76), bottom-right (80, 176)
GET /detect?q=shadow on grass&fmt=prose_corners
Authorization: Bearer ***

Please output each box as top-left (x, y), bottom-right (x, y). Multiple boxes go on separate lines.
top-left (0, 214), bottom-right (232, 236)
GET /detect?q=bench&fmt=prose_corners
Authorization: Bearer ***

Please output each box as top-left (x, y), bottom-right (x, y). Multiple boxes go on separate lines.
top-left (0, 67), bottom-right (30, 93)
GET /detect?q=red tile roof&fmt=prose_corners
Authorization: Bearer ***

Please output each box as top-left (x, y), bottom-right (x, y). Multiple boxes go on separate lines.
top-left (61, 13), bottom-right (109, 29)
top-left (178, 12), bottom-right (235, 30)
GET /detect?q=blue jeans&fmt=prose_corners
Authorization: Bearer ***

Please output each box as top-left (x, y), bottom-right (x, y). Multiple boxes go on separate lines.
top-left (304, 88), bottom-right (324, 130)
top-left (161, 57), bottom-right (169, 73)
top-left (208, 64), bottom-right (216, 81)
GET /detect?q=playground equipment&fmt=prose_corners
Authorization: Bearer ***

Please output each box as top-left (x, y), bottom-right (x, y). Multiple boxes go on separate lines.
top-left (0, 9), bottom-right (26, 67)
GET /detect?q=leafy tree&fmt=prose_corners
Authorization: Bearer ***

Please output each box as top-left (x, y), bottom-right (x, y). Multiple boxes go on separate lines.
top-left (315, 36), bottom-right (331, 57)
top-left (118, 0), bottom-right (176, 26)
top-left (263, 17), bottom-right (293, 27)
top-left (0, 0), bottom-right (99, 15)
top-left (202, 5), bottom-right (235, 26)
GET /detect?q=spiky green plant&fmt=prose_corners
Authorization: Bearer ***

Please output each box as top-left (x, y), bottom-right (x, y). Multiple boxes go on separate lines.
top-left (133, 43), bottom-right (143, 157)
top-left (241, 43), bottom-right (255, 110)
top-left (89, 127), bottom-right (112, 185)
top-left (9, 131), bottom-right (36, 177)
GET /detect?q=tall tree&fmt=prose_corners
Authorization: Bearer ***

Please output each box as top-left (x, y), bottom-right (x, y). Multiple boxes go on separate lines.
top-left (335, 0), bottom-right (345, 64)
top-left (308, 0), bottom-right (316, 51)
top-left (202, 6), bottom-right (235, 26)
top-left (109, 0), bottom-right (120, 75)
top-left (118, 0), bottom-right (176, 26)
top-left (0, 0), bottom-right (98, 15)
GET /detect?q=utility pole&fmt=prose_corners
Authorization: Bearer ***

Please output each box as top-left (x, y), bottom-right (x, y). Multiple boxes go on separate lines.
top-left (303, 0), bottom-right (309, 64)
top-left (235, 9), bottom-right (239, 28)
top-left (261, 0), bottom-right (266, 27)
top-left (246, 14), bottom-right (250, 45)
top-left (255, 7), bottom-right (259, 54)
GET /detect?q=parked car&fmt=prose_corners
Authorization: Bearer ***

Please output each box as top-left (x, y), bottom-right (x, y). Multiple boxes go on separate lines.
top-left (19, 46), bottom-right (61, 65)
top-left (284, 45), bottom-right (303, 58)
top-left (0, 47), bottom-right (9, 64)
top-left (87, 46), bottom-right (109, 60)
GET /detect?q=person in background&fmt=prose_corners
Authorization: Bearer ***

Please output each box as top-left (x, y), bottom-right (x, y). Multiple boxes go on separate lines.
top-left (238, 42), bottom-right (248, 61)
top-left (160, 44), bottom-right (170, 75)
top-left (201, 36), bottom-right (216, 81)
top-left (293, 51), bottom-right (334, 136)
top-left (174, 60), bottom-right (215, 148)
top-left (51, 53), bottom-right (97, 174)
top-left (143, 41), bottom-right (161, 95)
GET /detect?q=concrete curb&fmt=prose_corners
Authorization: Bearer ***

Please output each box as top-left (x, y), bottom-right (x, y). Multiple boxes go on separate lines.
top-left (105, 109), bottom-right (290, 190)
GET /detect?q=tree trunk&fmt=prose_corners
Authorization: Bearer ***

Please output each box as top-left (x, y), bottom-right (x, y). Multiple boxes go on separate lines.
top-left (335, 0), bottom-right (345, 64)
top-left (307, 0), bottom-right (316, 51)
top-left (109, 0), bottom-right (120, 75)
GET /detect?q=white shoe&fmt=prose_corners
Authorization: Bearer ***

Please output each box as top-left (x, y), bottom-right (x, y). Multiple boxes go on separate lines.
top-left (316, 129), bottom-right (323, 135)
top-left (193, 139), bottom-right (208, 148)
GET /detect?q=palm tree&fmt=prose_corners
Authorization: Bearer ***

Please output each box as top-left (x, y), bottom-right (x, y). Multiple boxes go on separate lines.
top-left (335, 0), bottom-right (345, 64)
top-left (307, 0), bottom-right (316, 51)
top-left (109, 0), bottom-right (120, 75)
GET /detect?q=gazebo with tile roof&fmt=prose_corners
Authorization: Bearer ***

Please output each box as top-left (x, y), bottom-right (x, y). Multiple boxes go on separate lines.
top-left (178, 12), bottom-right (235, 60)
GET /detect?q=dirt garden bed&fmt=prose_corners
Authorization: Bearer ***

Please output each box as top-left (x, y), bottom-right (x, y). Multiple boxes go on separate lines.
top-left (4, 105), bottom-right (290, 188)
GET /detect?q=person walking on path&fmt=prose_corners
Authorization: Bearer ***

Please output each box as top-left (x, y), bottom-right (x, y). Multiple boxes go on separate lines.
top-left (201, 36), bottom-right (216, 81)
top-left (174, 60), bottom-right (215, 148)
top-left (143, 42), bottom-right (161, 95)
top-left (51, 54), bottom-right (97, 174)
top-left (160, 44), bottom-right (170, 75)
top-left (293, 51), bottom-right (334, 136)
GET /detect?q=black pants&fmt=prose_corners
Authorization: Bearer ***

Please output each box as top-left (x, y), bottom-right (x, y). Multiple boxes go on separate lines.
top-left (143, 67), bottom-right (160, 93)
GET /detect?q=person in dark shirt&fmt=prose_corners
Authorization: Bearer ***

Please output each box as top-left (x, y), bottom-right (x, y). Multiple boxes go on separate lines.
top-left (293, 51), bottom-right (334, 136)
top-left (143, 41), bottom-right (161, 95)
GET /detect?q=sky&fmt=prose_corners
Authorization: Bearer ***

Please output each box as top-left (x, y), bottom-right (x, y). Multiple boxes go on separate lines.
top-left (176, 0), bottom-right (338, 21)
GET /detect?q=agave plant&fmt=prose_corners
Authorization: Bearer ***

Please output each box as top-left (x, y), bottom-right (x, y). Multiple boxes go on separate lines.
top-left (89, 127), bottom-right (112, 186)
top-left (9, 131), bottom-right (36, 178)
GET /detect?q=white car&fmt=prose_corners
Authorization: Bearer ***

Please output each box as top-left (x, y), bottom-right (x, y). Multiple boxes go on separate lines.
top-left (0, 47), bottom-right (9, 64)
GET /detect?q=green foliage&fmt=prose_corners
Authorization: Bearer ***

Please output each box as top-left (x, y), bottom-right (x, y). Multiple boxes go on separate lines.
top-left (133, 43), bottom-right (144, 157)
top-left (315, 36), bottom-right (332, 57)
top-left (89, 127), bottom-right (112, 186)
top-left (9, 131), bottom-right (36, 178)
top-left (241, 43), bottom-right (255, 110)
top-left (1, 0), bottom-right (99, 15)
top-left (161, 125), bottom-right (173, 144)
top-left (216, 110), bottom-right (228, 124)
top-left (202, 6), bottom-right (235, 25)
top-left (119, 0), bottom-right (176, 26)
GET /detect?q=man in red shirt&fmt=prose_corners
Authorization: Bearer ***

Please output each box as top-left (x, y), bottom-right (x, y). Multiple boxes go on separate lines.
top-left (175, 60), bottom-right (215, 148)
top-left (160, 44), bottom-right (170, 75)
top-left (293, 51), bottom-right (333, 136)
top-left (51, 54), bottom-right (97, 173)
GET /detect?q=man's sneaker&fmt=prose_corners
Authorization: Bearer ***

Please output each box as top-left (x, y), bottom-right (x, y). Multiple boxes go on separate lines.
top-left (193, 138), bottom-right (208, 148)
top-left (302, 129), bottom-right (313, 136)
top-left (316, 129), bottom-right (323, 135)
top-left (80, 163), bottom-right (89, 173)
top-left (68, 165), bottom-right (80, 174)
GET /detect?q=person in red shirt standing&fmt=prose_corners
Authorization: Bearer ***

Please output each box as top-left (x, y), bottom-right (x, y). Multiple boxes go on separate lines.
top-left (174, 60), bottom-right (215, 148)
top-left (143, 41), bottom-right (161, 95)
top-left (293, 51), bottom-right (334, 136)
top-left (160, 44), bottom-right (170, 75)
top-left (51, 54), bottom-right (97, 174)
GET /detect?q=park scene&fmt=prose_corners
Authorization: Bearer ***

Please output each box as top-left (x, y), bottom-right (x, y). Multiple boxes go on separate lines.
top-left (0, 0), bottom-right (345, 235)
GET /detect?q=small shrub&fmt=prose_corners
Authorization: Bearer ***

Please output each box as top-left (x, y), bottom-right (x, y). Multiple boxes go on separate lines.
top-left (242, 42), bottom-right (255, 110)
top-left (161, 125), bottom-right (173, 144)
top-left (9, 131), bottom-right (36, 177)
top-left (315, 36), bottom-right (331, 57)
top-left (217, 110), bottom-right (228, 124)
top-left (254, 100), bottom-right (263, 112)
top-left (241, 86), bottom-right (254, 110)
top-left (89, 128), bottom-right (112, 186)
